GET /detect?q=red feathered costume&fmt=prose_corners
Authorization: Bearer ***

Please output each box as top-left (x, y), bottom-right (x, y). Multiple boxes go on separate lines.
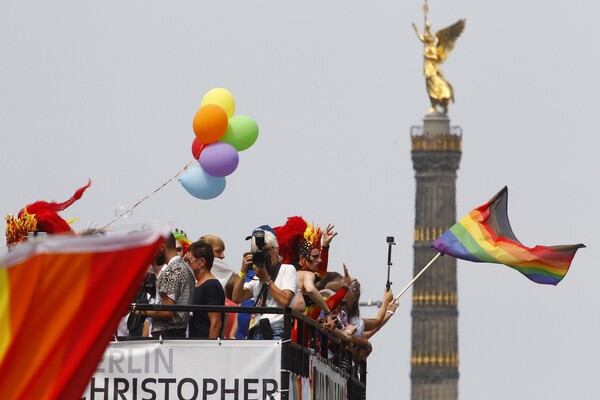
top-left (5, 180), bottom-right (92, 248)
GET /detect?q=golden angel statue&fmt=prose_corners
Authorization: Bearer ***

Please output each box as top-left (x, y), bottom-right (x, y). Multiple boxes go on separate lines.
top-left (413, 17), bottom-right (465, 114)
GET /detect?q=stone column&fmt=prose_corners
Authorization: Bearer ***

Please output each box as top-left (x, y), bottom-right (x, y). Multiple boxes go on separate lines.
top-left (410, 111), bottom-right (462, 400)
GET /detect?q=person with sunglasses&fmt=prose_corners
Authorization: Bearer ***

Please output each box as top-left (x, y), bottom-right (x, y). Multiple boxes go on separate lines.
top-left (186, 240), bottom-right (225, 339)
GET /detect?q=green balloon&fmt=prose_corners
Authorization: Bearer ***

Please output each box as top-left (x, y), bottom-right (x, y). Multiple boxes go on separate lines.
top-left (220, 115), bottom-right (259, 151)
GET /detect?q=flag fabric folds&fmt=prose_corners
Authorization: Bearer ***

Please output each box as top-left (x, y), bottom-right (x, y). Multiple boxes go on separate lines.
top-left (432, 187), bottom-right (584, 285)
top-left (0, 228), bottom-right (167, 400)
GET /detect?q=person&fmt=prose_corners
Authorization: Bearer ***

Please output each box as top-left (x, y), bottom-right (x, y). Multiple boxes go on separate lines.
top-left (274, 216), bottom-right (337, 328)
top-left (200, 234), bottom-right (225, 260)
top-left (412, 16), bottom-right (465, 114)
top-left (144, 231), bottom-right (195, 338)
top-left (232, 228), bottom-right (298, 340)
top-left (333, 280), bottom-right (395, 363)
top-left (187, 240), bottom-right (225, 339)
top-left (200, 234), bottom-right (240, 338)
top-left (173, 228), bottom-right (190, 258)
top-left (200, 234), bottom-right (234, 288)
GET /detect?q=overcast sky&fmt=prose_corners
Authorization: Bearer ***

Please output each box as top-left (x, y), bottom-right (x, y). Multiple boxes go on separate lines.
top-left (1, 1), bottom-right (598, 399)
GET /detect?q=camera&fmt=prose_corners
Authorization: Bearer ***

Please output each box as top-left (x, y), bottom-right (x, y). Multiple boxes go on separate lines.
top-left (251, 230), bottom-right (270, 268)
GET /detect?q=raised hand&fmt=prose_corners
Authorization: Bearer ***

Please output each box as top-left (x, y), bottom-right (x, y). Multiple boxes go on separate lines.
top-left (322, 224), bottom-right (338, 247)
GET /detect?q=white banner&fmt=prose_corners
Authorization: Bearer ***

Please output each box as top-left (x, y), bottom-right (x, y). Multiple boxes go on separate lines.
top-left (312, 355), bottom-right (347, 400)
top-left (82, 340), bottom-right (282, 400)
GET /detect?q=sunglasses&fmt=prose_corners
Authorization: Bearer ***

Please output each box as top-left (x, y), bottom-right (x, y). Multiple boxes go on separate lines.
top-left (176, 247), bottom-right (183, 253)
top-left (183, 257), bottom-right (199, 265)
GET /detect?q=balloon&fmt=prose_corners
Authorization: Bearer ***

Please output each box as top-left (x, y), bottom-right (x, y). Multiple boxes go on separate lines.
top-left (191, 137), bottom-right (206, 159)
top-left (220, 115), bottom-right (259, 151)
top-left (199, 142), bottom-right (239, 177)
top-left (201, 88), bottom-right (236, 118)
top-left (114, 204), bottom-right (132, 220)
top-left (192, 104), bottom-right (228, 144)
top-left (178, 163), bottom-right (226, 200)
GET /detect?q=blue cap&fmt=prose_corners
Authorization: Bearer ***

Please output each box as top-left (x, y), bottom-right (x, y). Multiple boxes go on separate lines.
top-left (245, 225), bottom-right (276, 240)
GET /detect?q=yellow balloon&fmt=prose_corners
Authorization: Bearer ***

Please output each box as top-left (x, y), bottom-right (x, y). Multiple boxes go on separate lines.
top-left (201, 88), bottom-right (236, 118)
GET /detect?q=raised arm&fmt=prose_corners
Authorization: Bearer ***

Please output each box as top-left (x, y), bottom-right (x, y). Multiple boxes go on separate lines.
top-left (364, 300), bottom-right (398, 339)
top-left (362, 288), bottom-right (393, 331)
top-left (412, 22), bottom-right (425, 42)
top-left (232, 252), bottom-right (254, 304)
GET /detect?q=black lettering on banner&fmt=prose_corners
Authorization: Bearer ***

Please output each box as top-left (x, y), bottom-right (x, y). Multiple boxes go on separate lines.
top-left (221, 378), bottom-right (238, 400)
top-left (90, 378), bottom-right (109, 400)
top-left (142, 378), bottom-right (157, 400)
top-left (262, 379), bottom-right (278, 400)
top-left (203, 378), bottom-right (218, 399)
top-left (158, 378), bottom-right (177, 400)
top-left (177, 378), bottom-right (199, 400)
top-left (243, 379), bottom-right (259, 400)
top-left (114, 378), bottom-right (129, 400)
top-left (132, 378), bottom-right (137, 399)
top-left (314, 368), bottom-right (329, 399)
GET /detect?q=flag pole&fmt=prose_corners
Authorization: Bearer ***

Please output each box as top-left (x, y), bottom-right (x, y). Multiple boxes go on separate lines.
top-left (394, 252), bottom-right (442, 302)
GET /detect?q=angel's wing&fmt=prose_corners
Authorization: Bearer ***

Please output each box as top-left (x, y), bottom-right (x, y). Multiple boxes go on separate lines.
top-left (435, 19), bottom-right (465, 62)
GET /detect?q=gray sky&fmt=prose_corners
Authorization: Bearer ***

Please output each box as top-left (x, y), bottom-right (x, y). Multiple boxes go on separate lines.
top-left (1, 1), bottom-right (598, 399)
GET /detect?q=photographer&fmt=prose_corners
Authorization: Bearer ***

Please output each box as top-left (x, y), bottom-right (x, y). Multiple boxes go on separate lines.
top-left (232, 228), bottom-right (298, 340)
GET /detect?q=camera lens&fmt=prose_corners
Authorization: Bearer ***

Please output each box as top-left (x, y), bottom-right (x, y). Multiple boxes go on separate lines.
top-left (252, 251), bottom-right (266, 267)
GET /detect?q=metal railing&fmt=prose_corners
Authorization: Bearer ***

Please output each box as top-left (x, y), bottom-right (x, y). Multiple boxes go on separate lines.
top-left (124, 303), bottom-right (367, 400)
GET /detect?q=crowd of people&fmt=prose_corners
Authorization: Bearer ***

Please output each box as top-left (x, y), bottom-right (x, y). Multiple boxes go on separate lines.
top-left (4, 184), bottom-right (397, 365)
top-left (122, 216), bottom-right (398, 365)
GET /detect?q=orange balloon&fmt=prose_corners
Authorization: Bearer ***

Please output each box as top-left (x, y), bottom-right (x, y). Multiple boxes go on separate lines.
top-left (192, 104), bottom-right (229, 144)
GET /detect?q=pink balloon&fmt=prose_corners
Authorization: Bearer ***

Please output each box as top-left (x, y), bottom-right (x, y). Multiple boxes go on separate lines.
top-left (199, 142), bottom-right (239, 177)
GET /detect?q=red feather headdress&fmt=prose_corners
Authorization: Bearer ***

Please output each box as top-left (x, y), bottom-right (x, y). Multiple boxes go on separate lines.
top-left (5, 180), bottom-right (92, 248)
top-left (274, 216), bottom-right (322, 266)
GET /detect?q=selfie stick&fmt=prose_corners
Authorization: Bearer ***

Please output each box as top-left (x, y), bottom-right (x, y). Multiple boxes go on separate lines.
top-left (386, 236), bottom-right (395, 291)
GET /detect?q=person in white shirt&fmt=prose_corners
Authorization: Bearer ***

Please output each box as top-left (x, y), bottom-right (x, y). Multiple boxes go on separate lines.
top-left (232, 228), bottom-right (298, 340)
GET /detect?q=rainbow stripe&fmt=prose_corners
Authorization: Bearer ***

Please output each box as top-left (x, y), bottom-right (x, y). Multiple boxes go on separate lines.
top-left (432, 187), bottom-right (584, 285)
top-left (0, 228), bottom-right (166, 400)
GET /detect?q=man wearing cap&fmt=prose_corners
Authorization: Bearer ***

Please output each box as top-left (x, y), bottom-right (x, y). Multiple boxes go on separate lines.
top-left (232, 227), bottom-right (298, 340)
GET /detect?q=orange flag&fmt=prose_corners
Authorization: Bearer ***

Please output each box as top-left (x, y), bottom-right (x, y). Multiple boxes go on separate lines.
top-left (0, 228), bottom-right (166, 400)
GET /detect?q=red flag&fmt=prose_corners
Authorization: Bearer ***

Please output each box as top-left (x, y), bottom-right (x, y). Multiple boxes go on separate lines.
top-left (0, 228), bottom-right (167, 399)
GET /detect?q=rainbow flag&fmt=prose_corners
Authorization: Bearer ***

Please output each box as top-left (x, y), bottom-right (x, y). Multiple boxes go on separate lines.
top-left (432, 187), bottom-right (585, 285)
top-left (0, 228), bottom-right (166, 399)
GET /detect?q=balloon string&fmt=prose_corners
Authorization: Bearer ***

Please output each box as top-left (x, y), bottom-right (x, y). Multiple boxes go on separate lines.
top-left (101, 160), bottom-right (196, 230)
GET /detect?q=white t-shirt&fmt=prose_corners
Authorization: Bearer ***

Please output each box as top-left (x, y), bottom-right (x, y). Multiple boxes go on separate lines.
top-left (244, 263), bottom-right (299, 324)
top-left (348, 315), bottom-right (365, 337)
top-left (211, 258), bottom-right (234, 289)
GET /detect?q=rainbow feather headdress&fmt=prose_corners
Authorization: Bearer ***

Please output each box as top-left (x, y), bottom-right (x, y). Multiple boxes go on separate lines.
top-left (274, 216), bottom-right (322, 265)
top-left (173, 228), bottom-right (190, 254)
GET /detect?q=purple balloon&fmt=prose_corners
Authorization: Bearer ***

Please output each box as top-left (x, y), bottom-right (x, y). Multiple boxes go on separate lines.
top-left (199, 142), bottom-right (239, 177)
